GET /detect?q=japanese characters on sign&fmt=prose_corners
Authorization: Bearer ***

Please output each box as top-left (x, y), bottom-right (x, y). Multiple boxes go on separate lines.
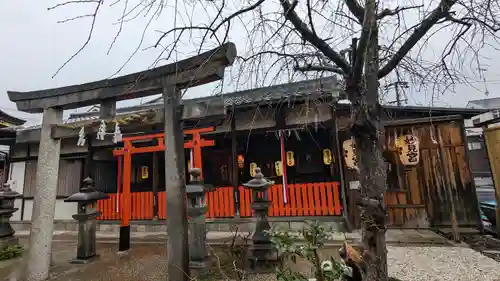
top-left (250, 162), bottom-right (257, 177)
top-left (286, 151), bottom-right (295, 167)
top-left (141, 166), bottom-right (149, 179)
top-left (343, 139), bottom-right (358, 170)
top-left (396, 134), bottom-right (420, 166)
top-left (275, 161), bottom-right (283, 176)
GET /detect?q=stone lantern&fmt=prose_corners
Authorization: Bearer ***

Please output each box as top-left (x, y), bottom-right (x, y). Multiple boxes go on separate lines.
top-left (0, 182), bottom-right (22, 247)
top-left (64, 177), bottom-right (108, 264)
top-left (186, 168), bottom-right (214, 268)
top-left (242, 167), bottom-right (276, 270)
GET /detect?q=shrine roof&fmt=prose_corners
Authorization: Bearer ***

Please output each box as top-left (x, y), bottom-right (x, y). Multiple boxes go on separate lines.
top-left (0, 109), bottom-right (26, 128)
top-left (147, 76), bottom-right (343, 107)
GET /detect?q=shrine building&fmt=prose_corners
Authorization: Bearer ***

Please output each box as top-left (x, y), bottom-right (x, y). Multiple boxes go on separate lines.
top-left (4, 77), bottom-right (486, 231)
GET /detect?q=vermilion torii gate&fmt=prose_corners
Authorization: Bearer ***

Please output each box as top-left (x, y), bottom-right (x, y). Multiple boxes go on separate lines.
top-left (7, 43), bottom-right (236, 281)
top-left (113, 127), bottom-right (215, 231)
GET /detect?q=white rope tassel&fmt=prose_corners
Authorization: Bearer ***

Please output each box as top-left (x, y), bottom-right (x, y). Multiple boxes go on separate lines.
top-left (96, 120), bottom-right (106, 141)
top-left (113, 122), bottom-right (122, 143)
top-left (77, 127), bottom-right (86, 147)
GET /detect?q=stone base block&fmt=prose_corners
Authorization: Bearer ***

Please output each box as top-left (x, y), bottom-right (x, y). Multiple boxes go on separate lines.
top-left (0, 236), bottom-right (19, 249)
top-left (117, 250), bottom-right (130, 257)
top-left (246, 247), bottom-right (280, 273)
top-left (70, 254), bottom-right (100, 264)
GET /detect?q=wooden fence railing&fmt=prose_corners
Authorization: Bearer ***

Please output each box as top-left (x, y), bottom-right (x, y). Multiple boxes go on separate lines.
top-left (97, 181), bottom-right (342, 220)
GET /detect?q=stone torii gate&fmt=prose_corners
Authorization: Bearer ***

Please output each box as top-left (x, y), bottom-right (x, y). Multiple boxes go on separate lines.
top-left (7, 43), bottom-right (236, 281)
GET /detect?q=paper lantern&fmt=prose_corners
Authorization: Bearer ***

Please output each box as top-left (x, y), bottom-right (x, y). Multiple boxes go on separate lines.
top-left (396, 134), bottom-right (420, 166)
top-left (141, 166), bottom-right (149, 179)
top-left (343, 139), bottom-right (358, 170)
top-left (275, 161), bottom-right (283, 176)
top-left (237, 154), bottom-right (245, 168)
top-left (250, 162), bottom-right (257, 177)
top-left (286, 151), bottom-right (295, 167)
top-left (323, 149), bottom-right (333, 165)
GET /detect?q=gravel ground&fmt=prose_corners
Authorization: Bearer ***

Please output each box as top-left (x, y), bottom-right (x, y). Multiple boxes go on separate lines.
top-left (246, 246), bottom-right (500, 281)
top-left (388, 246), bottom-right (500, 281)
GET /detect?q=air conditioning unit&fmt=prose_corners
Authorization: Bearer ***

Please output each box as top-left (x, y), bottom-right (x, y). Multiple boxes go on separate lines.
top-left (472, 109), bottom-right (500, 127)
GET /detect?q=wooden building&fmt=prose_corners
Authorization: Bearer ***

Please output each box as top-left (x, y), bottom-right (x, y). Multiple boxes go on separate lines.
top-left (0, 109), bottom-right (26, 190)
top-left (5, 77), bottom-right (484, 230)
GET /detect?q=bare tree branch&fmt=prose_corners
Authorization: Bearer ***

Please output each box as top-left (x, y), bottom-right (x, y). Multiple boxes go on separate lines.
top-left (47, 0), bottom-right (99, 10)
top-left (344, 0), bottom-right (364, 23)
top-left (281, 0), bottom-right (351, 75)
top-left (378, 0), bottom-right (455, 78)
top-left (51, 0), bottom-right (102, 78)
top-left (294, 64), bottom-right (344, 74)
top-left (377, 5), bottom-right (423, 20)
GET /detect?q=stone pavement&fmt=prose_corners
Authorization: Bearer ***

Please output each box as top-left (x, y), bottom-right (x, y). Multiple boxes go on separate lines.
top-left (2, 239), bottom-right (170, 281)
top-left (0, 229), bottom-right (453, 281)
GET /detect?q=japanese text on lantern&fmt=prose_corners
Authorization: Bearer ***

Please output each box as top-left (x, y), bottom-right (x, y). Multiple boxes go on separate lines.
top-left (397, 134), bottom-right (420, 166)
top-left (343, 139), bottom-right (358, 170)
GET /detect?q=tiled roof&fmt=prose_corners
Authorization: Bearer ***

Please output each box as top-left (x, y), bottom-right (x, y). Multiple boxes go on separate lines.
top-left (20, 115), bottom-right (99, 131)
top-left (150, 76), bottom-right (341, 107)
top-left (0, 109), bottom-right (26, 127)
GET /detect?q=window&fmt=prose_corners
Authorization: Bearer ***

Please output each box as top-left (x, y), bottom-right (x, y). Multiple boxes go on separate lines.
top-left (468, 142), bottom-right (482, 150)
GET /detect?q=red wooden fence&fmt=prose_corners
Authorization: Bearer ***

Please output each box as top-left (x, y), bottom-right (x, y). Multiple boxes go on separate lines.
top-left (97, 182), bottom-right (342, 220)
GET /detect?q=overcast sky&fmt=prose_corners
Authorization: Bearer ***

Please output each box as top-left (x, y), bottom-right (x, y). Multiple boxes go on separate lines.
top-left (1, 0), bottom-right (498, 125)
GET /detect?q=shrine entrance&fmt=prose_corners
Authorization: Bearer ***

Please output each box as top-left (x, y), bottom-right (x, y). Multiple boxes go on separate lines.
top-left (109, 127), bottom-right (215, 225)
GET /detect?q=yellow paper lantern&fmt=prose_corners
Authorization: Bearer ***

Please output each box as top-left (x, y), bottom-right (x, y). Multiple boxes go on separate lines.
top-left (323, 149), bottom-right (333, 165)
top-left (237, 154), bottom-right (245, 168)
top-left (250, 162), bottom-right (257, 177)
top-left (343, 139), bottom-right (358, 170)
top-left (141, 166), bottom-right (149, 179)
top-left (286, 151), bottom-right (295, 167)
top-left (275, 161), bottom-right (283, 176)
top-left (396, 134), bottom-right (420, 166)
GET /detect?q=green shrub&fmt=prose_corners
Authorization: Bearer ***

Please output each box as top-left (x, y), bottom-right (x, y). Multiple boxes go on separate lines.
top-left (267, 221), bottom-right (349, 281)
top-left (0, 244), bottom-right (23, 261)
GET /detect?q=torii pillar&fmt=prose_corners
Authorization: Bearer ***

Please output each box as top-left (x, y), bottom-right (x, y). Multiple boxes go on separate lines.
top-left (23, 108), bottom-right (62, 281)
top-left (184, 127), bottom-right (215, 179)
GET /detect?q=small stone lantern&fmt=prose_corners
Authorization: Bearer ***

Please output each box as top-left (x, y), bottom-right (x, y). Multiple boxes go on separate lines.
top-left (64, 177), bottom-right (108, 264)
top-left (186, 168), bottom-right (214, 268)
top-left (242, 167), bottom-right (276, 270)
top-left (0, 182), bottom-right (22, 247)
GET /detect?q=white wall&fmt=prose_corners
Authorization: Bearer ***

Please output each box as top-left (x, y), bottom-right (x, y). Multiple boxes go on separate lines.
top-left (9, 162), bottom-right (25, 221)
top-left (22, 199), bottom-right (76, 221)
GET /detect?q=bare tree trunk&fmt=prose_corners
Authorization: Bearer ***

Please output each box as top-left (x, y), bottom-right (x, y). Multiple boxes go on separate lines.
top-left (349, 1), bottom-right (389, 280)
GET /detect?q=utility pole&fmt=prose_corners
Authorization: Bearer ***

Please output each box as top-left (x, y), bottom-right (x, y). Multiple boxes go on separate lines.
top-left (384, 70), bottom-right (408, 106)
